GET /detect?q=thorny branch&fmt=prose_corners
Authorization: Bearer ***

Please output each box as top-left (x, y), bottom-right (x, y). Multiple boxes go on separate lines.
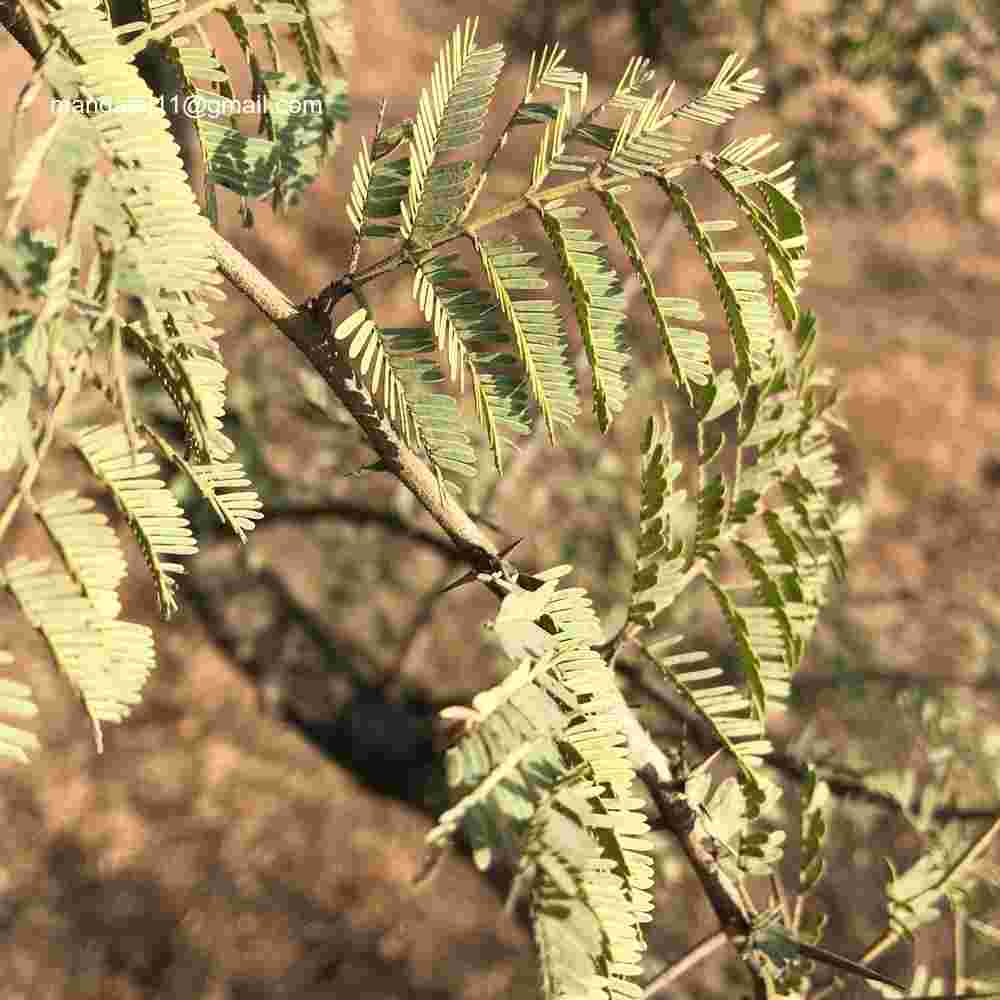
top-left (210, 230), bottom-right (505, 578)
top-left (207, 218), bottom-right (777, 995)
top-left (5, 13), bottom-right (991, 993)
top-left (208, 187), bottom-right (1000, 996)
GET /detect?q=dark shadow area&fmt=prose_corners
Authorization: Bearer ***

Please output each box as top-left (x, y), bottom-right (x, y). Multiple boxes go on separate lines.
top-left (180, 545), bottom-right (451, 812)
top-left (281, 691), bottom-right (443, 806)
top-left (43, 834), bottom-right (214, 997)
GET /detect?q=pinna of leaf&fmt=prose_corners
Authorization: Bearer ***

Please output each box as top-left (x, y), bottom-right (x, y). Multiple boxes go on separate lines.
top-left (748, 917), bottom-right (1000, 999)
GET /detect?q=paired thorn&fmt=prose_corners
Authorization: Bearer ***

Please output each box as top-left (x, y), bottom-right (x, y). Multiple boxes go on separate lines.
top-left (436, 536), bottom-right (523, 596)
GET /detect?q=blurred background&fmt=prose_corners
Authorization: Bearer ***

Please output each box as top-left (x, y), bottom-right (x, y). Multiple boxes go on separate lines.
top-left (1, 0), bottom-right (1000, 996)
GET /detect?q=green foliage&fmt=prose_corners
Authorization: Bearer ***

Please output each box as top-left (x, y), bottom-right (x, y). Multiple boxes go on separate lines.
top-left (2, 8), bottom-right (997, 1000)
top-left (431, 569), bottom-right (654, 999)
top-left (530, 198), bottom-right (630, 433)
top-left (3, 552), bottom-right (155, 753)
top-left (511, 0), bottom-right (998, 210)
top-left (0, 650), bottom-right (40, 764)
top-left (0, 0), bottom-right (341, 751)
top-left (316, 23), bottom-right (863, 996)
top-left (74, 423), bottom-right (194, 618)
top-left (332, 307), bottom-right (480, 486)
top-left (201, 0), bottom-right (350, 221)
top-left (475, 236), bottom-right (580, 443)
top-left (885, 822), bottom-right (996, 941)
top-left (338, 25), bottom-right (811, 484)
top-left (401, 18), bottom-right (505, 242)
top-left (598, 189), bottom-right (711, 404)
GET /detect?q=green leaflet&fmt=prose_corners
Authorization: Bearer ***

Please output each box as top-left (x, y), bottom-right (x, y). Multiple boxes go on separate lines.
top-left (198, 119), bottom-right (283, 201)
top-left (476, 237), bottom-right (579, 441)
top-left (800, 767), bottom-right (830, 897)
top-left (358, 156), bottom-right (411, 238)
top-left (659, 179), bottom-right (775, 393)
top-left (692, 472), bottom-right (726, 564)
top-left (23, 0), bottom-right (243, 467)
top-left (629, 410), bottom-right (689, 627)
top-left (524, 44), bottom-right (589, 108)
top-left (75, 424), bottom-right (197, 619)
top-left (647, 635), bottom-right (773, 802)
top-left (886, 822), bottom-right (1000, 940)
top-left (333, 308), bottom-right (478, 488)
top-left (705, 577), bottom-right (769, 721)
top-left (410, 253), bottom-right (530, 474)
top-left (431, 572), bottom-right (652, 1000)
top-left (402, 18), bottom-right (505, 240)
top-left (140, 424), bottom-right (264, 544)
top-left (733, 539), bottom-right (803, 672)
top-left (597, 187), bottom-right (712, 405)
top-left (264, 71), bottom-right (349, 204)
top-left (668, 53), bottom-right (765, 127)
top-left (604, 85), bottom-right (686, 178)
top-left (533, 201), bottom-right (630, 433)
top-left (4, 555), bottom-right (156, 752)
top-left (36, 490), bottom-right (128, 620)
top-left (191, 0), bottom-right (350, 220)
top-left (702, 137), bottom-right (810, 332)
top-left (701, 155), bottom-right (799, 292)
top-left (125, 322), bottom-right (234, 464)
top-left (688, 772), bottom-right (784, 872)
top-left (0, 649), bottom-right (40, 764)
top-left (530, 92), bottom-right (595, 189)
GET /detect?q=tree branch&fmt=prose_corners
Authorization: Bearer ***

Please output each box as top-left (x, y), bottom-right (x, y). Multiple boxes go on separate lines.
top-left (617, 657), bottom-right (1000, 825)
top-left (209, 231), bottom-right (503, 577)
top-left (793, 668), bottom-right (1000, 694)
top-left (0, 21), bottom-right (830, 993)
top-left (639, 764), bottom-right (754, 933)
top-left (209, 213), bottom-right (777, 998)
top-left (766, 750), bottom-right (1000, 825)
top-left (1, 0), bottom-right (46, 63)
top-left (638, 764), bottom-right (768, 1000)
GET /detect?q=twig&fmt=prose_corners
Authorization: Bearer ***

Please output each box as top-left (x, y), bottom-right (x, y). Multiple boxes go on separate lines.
top-left (617, 657), bottom-right (1000, 824)
top-left (0, 0), bottom-right (46, 63)
top-left (767, 751), bottom-right (1000, 825)
top-left (955, 906), bottom-right (968, 999)
top-left (637, 764), bottom-right (767, 999)
top-left (861, 817), bottom-right (1000, 967)
top-left (0, 368), bottom-right (77, 544)
top-left (642, 928), bottom-right (727, 998)
top-left (210, 231), bottom-right (501, 575)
